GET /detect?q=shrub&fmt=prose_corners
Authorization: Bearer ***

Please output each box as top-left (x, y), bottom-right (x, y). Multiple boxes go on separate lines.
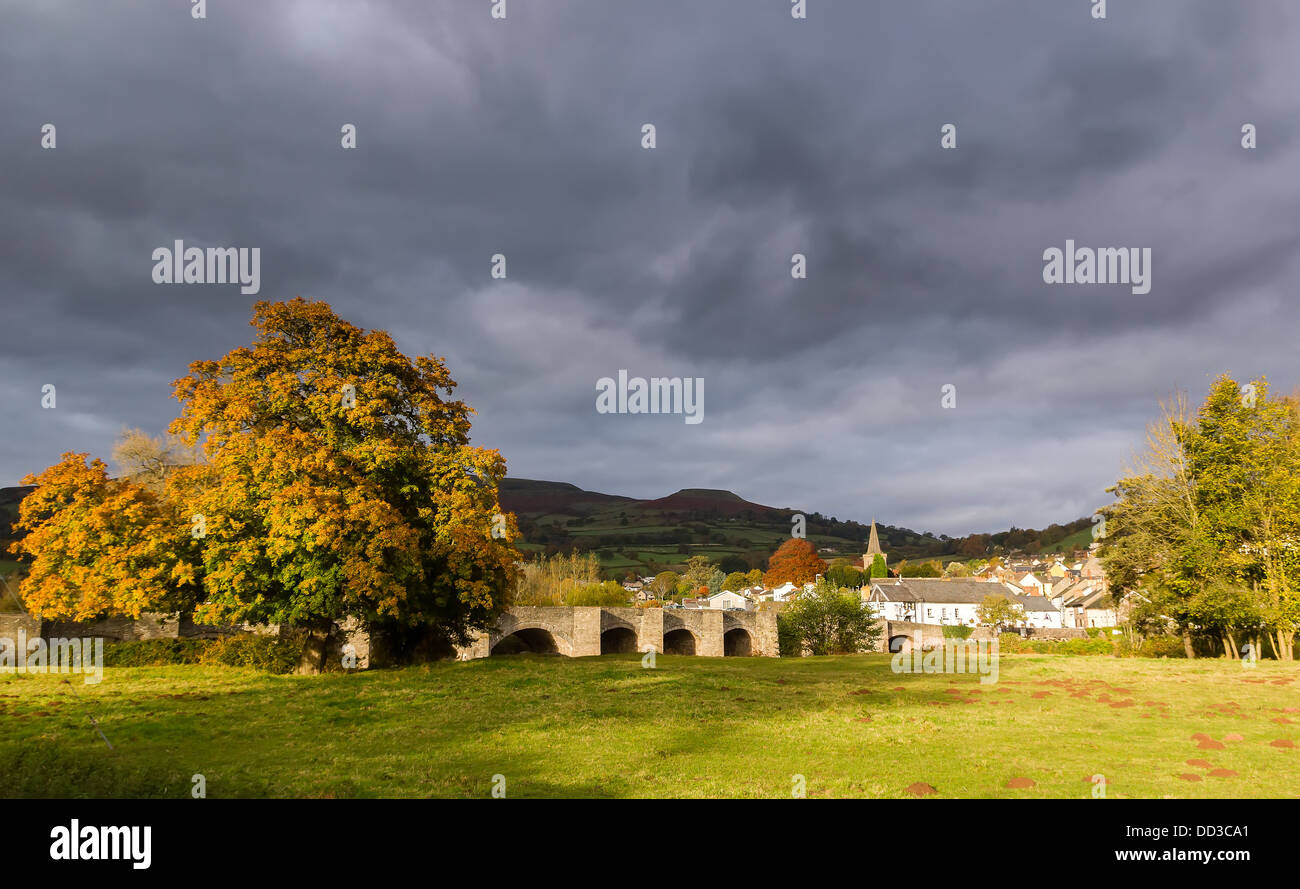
top-left (1126, 635), bottom-right (1187, 659)
top-left (996, 633), bottom-right (1114, 656)
top-left (198, 634), bottom-right (304, 673)
top-left (103, 638), bottom-right (206, 667)
top-left (776, 612), bottom-right (802, 657)
top-left (102, 634), bottom-right (304, 673)
top-left (567, 580), bottom-right (631, 607)
top-left (942, 625), bottom-right (974, 640)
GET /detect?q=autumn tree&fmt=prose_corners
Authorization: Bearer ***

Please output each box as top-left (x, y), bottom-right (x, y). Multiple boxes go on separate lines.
top-left (168, 298), bottom-right (518, 646)
top-left (10, 453), bottom-right (198, 620)
top-left (976, 593), bottom-right (1021, 633)
top-left (764, 538), bottom-right (827, 587)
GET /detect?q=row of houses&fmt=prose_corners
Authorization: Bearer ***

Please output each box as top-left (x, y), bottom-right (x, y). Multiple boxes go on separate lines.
top-left (616, 532), bottom-right (1117, 627)
top-left (633, 574), bottom-right (1115, 628)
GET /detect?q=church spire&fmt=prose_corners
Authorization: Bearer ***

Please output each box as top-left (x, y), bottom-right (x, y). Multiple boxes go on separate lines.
top-left (863, 520), bottom-right (887, 573)
top-left (866, 519), bottom-right (883, 555)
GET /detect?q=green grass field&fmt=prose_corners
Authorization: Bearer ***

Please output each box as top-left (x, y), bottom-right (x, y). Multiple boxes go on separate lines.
top-left (1, 654), bottom-right (1296, 798)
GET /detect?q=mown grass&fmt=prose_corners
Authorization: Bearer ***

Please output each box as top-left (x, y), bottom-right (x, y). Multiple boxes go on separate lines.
top-left (0, 654), bottom-right (1296, 798)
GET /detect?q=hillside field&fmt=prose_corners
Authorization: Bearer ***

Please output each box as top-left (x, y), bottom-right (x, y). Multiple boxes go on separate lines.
top-left (1, 654), bottom-right (1296, 799)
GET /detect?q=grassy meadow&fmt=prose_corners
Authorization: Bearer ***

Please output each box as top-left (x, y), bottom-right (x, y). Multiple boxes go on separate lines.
top-left (1, 653), bottom-right (1296, 799)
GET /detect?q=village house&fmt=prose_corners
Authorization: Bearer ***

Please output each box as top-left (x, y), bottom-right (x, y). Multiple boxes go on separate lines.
top-left (705, 590), bottom-right (754, 611)
top-left (866, 577), bottom-right (1064, 629)
top-left (1053, 579), bottom-right (1115, 628)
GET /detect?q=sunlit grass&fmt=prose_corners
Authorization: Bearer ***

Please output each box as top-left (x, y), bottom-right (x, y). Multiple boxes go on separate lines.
top-left (1, 654), bottom-right (1295, 798)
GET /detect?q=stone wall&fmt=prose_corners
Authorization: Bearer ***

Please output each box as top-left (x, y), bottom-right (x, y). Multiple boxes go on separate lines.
top-left (875, 620), bottom-right (1089, 652)
top-left (1021, 627), bottom-right (1089, 641)
top-left (0, 613), bottom-right (41, 641)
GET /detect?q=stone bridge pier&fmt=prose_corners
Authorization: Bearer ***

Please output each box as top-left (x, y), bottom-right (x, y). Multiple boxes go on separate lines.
top-left (455, 606), bottom-right (778, 660)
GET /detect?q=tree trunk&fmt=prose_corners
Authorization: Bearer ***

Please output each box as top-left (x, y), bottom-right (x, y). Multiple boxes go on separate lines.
top-left (296, 620), bottom-right (333, 674)
top-left (1182, 629), bottom-right (1195, 659)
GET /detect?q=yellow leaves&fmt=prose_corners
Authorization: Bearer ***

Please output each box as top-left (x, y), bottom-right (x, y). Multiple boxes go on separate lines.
top-left (11, 453), bottom-right (193, 620)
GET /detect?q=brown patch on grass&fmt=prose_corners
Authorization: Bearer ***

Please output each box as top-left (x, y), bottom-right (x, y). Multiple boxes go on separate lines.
top-left (906, 782), bottom-right (937, 797)
top-left (1197, 738), bottom-right (1226, 750)
top-left (849, 688), bottom-right (872, 696)
top-left (1207, 768), bottom-right (1238, 778)
top-left (1185, 759), bottom-right (1212, 768)
top-left (1269, 739), bottom-right (1295, 748)
top-left (1223, 733), bottom-right (1244, 742)
top-left (1178, 773), bottom-right (1203, 782)
top-left (1005, 777), bottom-right (1035, 789)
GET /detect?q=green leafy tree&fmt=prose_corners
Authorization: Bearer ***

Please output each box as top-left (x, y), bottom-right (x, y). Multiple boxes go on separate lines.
top-left (648, 571), bottom-right (679, 599)
top-left (826, 563), bottom-right (865, 589)
top-left (976, 593), bottom-right (1021, 633)
top-left (1103, 378), bottom-right (1300, 660)
top-left (722, 571), bottom-right (750, 592)
top-left (780, 577), bottom-right (881, 655)
top-left (869, 554), bottom-right (888, 578)
top-left (682, 555), bottom-right (714, 594)
top-left (898, 559), bottom-right (941, 578)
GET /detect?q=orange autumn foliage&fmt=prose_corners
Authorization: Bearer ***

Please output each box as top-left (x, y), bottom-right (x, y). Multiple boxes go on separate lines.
top-left (763, 538), bottom-right (828, 587)
top-left (10, 453), bottom-right (198, 620)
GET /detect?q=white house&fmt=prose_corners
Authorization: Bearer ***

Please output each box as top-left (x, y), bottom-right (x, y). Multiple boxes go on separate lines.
top-left (1017, 572), bottom-right (1052, 597)
top-left (766, 581), bottom-right (800, 603)
top-left (706, 590), bottom-right (753, 611)
top-left (866, 578), bottom-right (1066, 629)
top-left (866, 578), bottom-right (1009, 627)
top-left (1015, 594), bottom-right (1064, 628)
top-left (1056, 583), bottom-right (1114, 628)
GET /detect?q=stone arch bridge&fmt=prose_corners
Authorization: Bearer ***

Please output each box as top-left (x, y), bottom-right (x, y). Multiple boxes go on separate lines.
top-left (455, 606), bottom-right (779, 659)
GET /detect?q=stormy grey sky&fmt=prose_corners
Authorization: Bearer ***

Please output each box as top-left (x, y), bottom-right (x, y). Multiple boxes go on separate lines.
top-left (3, 1), bottom-right (1299, 537)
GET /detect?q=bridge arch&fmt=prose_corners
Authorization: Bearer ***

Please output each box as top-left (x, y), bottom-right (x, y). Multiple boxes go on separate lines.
top-left (888, 634), bottom-right (912, 655)
top-left (723, 627), bottom-right (753, 657)
top-left (491, 627), bottom-right (562, 655)
top-left (600, 626), bottom-right (638, 654)
top-left (662, 627), bottom-right (698, 655)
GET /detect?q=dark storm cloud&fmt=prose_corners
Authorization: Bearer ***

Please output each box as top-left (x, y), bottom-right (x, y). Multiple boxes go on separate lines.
top-left (3, 0), bottom-right (1300, 535)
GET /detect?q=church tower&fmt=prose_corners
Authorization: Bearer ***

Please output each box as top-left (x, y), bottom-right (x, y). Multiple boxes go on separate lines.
top-left (863, 520), bottom-right (887, 574)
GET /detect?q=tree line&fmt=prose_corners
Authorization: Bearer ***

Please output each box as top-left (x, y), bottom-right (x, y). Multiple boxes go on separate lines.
top-left (1101, 375), bottom-right (1299, 660)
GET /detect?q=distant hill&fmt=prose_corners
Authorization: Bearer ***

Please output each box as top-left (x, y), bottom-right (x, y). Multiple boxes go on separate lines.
top-left (0, 476), bottom-right (1091, 582)
top-left (497, 479), bottom-right (634, 516)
